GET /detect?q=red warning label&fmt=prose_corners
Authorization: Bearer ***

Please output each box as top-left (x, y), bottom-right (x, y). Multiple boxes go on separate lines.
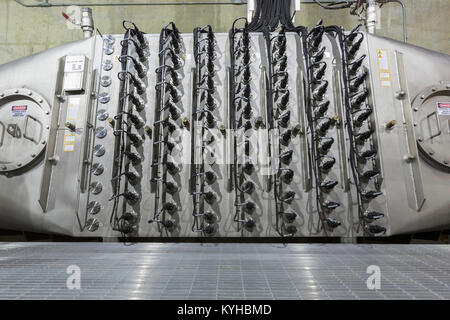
top-left (11, 105), bottom-right (28, 117)
top-left (437, 102), bottom-right (450, 115)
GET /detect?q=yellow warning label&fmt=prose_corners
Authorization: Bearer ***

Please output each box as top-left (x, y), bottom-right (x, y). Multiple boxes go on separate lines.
top-left (63, 144), bottom-right (75, 152)
top-left (63, 134), bottom-right (76, 152)
top-left (376, 49), bottom-right (392, 88)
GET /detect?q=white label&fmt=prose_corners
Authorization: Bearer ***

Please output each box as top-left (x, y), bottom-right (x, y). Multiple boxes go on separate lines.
top-left (67, 97), bottom-right (81, 120)
top-left (437, 102), bottom-right (450, 115)
top-left (11, 105), bottom-right (27, 117)
top-left (63, 144), bottom-right (75, 152)
top-left (376, 49), bottom-right (389, 71)
top-left (64, 55), bottom-right (85, 73)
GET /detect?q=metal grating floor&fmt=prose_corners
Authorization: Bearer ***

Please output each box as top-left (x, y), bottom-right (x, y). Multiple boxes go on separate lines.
top-left (0, 242), bottom-right (449, 300)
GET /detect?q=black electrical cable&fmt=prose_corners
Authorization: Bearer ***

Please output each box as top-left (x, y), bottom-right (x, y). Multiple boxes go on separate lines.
top-left (312, 0), bottom-right (353, 10)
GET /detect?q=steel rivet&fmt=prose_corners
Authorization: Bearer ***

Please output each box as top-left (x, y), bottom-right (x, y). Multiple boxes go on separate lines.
top-left (444, 160), bottom-right (449, 165)
top-left (39, 99), bottom-right (43, 103)
top-left (14, 89), bottom-right (19, 93)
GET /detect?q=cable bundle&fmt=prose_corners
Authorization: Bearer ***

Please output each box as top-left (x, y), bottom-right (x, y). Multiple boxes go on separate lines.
top-left (149, 22), bottom-right (184, 234)
top-left (191, 25), bottom-right (219, 236)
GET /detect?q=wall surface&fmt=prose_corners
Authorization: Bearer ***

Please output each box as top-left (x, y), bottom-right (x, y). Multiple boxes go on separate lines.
top-left (0, 0), bottom-right (449, 65)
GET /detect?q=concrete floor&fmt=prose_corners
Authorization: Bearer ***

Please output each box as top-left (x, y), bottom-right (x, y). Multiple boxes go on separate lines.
top-left (0, 242), bottom-right (449, 300)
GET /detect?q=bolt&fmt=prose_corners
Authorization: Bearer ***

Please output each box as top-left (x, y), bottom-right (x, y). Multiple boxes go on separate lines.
top-left (385, 120), bottom-right (397, 129)
top-left (181, 117), bottom-right (189, 127)
top-left (403, 154), bottom-right (415, 163)
top-left (417, 137), bottom-right (423, 142)
top-left (0, 93), bottom-right (4, 97)
top-left (42, 140), bottom-right (46, 145)
top-left (31, 154), bottom-right (36, 158)
top-left (39, 99), bottom-right (43, 103)
top-left (446, 84), bottom-right (450, 89)
top-left (46, 111), bottom-right (50, 115)
top-left (144, 125), bottom-right (152, 136)
top-left (17, 163), bottom-right (22, 167)
top-left (444, 160), bottom-right (449, 165)
top-left (413, 108), bottom-right (419, 112)
top-left (107, 117), bottom-right (115, 126)
top-left (1, 166), bottom-right (7, 170)
top-left (395, 90), bottom-right (406, 100)
top-left (420, 95), bottom-right (425, 99)
top-left (219, 124), bottom-right (226, 135)
top-left (28, 91), bottom-right (32, 96)
top-left (292, 124), bottom-right (302, 136)
top-left (431, 87), bottom-right (436, 92)
top-left (65, 122), bottom-right (76, 131)
top-left (14, 89), bottom-right (19, 93)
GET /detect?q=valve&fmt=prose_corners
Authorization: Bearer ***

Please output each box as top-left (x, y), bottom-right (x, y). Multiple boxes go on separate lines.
top-left (242, 181), bottom-right (254, 194)
top-left (351, 89), bottom-right (369, 108)
top-left (322, 200), bottom-right (340, 210)
top-left (280, 129), bottom-right (292, 146)
top-left (280, 191), bottom-right (295, 203)
top-left (280, 150), bottom-right (293, 164)
top-left (319, 157), bottom-right (336, 171)
top-left (124, 151), bottom-right (142, 164)
top-left (283, 212), bottom-right (297, 223)
top-left (320, 180), bottom-right (338, 191)
top-left (363, 211), bottom-right (384, 221)
top-left (318, 137), bottom-right (334, 153)
top-left (279, 110), bottom-right (291, 127)
top-left (165, 181), bottom-right (179, 195)
top-left (281, 169), bottom-right (294, 184)
top-left (313, 81), bottom-right (328, 100)
top-left (361, 190), bottom-right (383, 200)
top-left (285, 225), bottom-right (297, 236)
top-left (365, 224), bottom-right (386, 236)
top-left (355, 128), bottom-right (374, 143)
top-left (353, 108), bottom-right (372, 125)
top-left (205, 171), bottom-right (216, 184)
top-left (163, 202), bottom-right (177, 215)
top-left (324, 218), bottom-right (341, 229)
top-left (204, 191), bottom-right (217, 204)
top-left (314, 100), bottom-right (330, 117)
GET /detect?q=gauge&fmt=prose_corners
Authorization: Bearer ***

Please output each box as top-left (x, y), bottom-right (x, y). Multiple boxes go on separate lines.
top-left (86, 218), bottom-right (100, 232)
top-left (99, 92), bottom-right (110, 104)
top-left (89, 182), bottom-right (103, 195)
top-left (97, 109), bottom-right (109, 121)
top-left (93, 144), bottom-right (105, 157)
top-left (87, 201), bottom-right (101, 215)
top-left (104, 45), bottom-right (114, 55)
top-left (91, 163), bottom-right (104, 176)
top-left (95, 127), bottom-right (107, 139)
top-left (100, 75), bottom-right (112, 87)
top-left (104, 34), bottom-right (115, 46)
top-left (103, 60), bottom-right (113, 71)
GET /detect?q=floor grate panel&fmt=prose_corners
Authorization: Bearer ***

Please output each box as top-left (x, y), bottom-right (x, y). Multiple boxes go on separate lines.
top-left (0, 243), bottom-right (449, 300)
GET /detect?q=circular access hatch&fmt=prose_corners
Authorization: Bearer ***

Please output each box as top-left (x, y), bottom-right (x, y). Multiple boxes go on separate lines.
top-left (412, 83), bottom-right (450, 172)
top-left (0, 88), bottom-right (50, 173)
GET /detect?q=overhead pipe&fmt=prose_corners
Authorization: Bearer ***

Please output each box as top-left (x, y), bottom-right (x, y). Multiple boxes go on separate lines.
top-left (14, 0), bottom-right (247, 7)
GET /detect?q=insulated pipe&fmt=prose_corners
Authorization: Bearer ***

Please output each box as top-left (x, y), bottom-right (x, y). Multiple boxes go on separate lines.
top-left (14, 0), bottom-right (247, 7)
top-left (366, 0), bottom-right (377, 35)
top-left (80, 7), bottom-right (94, 39)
